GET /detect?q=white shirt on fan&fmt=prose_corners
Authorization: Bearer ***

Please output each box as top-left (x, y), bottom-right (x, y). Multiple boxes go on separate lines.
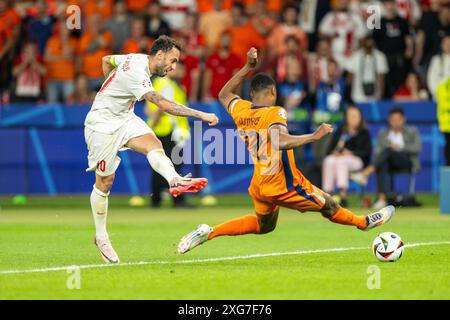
top-left (387, 131), bottom-right (405, 150)
top-left (84, 54), bottom-right (154, 134)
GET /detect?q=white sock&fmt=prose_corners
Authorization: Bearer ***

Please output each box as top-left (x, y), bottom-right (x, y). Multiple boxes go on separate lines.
top-left (146, 149), bottom-right (180, 184)
top-left (91, 185), bottom-right (109, 240)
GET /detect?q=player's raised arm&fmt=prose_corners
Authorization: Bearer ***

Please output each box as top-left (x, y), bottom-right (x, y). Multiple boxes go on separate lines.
top-left (218, 47), bottom-right (258, 110)
top-left (102, 55), bottom-right (116, 78)
top-left (270, 123), bottom-right (334, 151)
top-left (144, 91), bottom-right (219, 126)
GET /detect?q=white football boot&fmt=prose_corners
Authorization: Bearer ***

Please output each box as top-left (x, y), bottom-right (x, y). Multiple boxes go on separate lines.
top-left (363, 205), bottom-right (395, 231)
top-left (94, 237), bottom-right (120, 263)
top-left (177, 224), bottom-right (213, 254)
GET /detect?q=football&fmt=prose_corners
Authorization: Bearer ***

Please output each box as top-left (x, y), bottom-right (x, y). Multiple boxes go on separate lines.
top-left (372, 232), bottom-right (404, 262)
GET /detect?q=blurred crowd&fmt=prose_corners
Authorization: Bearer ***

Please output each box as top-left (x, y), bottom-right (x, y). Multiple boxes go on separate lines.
top-left (0, 0), bottom-right (449, 109)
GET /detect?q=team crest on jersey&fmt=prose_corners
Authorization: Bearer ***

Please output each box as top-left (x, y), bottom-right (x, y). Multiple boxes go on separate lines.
top-left (278, 109), bottom-right (287, 119)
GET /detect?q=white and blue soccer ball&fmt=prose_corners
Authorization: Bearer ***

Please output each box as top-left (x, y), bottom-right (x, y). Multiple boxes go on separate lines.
top-left (372, 232), bottom-right (404, 262)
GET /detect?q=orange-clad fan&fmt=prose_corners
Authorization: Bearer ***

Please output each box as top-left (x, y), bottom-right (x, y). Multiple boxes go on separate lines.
top-left (44, 20), bottom-right (78, 103)
top-left (78, 14), bottom-right (112, 91)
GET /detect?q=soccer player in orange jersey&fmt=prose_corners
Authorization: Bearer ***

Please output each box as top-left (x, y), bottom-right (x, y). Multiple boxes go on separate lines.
top-left (177, 48), bottom-right (395, 254)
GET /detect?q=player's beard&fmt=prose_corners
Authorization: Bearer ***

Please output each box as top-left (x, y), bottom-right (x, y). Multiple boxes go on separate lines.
top-left (154, 62), bottom-right (170, 77)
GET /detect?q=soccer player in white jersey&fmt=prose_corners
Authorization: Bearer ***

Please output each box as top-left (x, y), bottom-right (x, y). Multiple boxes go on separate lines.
top-left (84, 36), bottom-right (219, 263)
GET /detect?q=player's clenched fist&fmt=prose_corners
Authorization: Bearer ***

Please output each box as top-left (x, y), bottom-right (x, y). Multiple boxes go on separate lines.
top-left (201, 112), bottom-right (219, 126)
top-left (246, 47), bottom-right (258, 69)
top-left (313, 123), bottom-right (334, 140)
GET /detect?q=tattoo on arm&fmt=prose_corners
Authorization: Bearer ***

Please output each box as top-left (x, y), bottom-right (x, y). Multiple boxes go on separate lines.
top-left (146, 91), bottom-right (202, 118)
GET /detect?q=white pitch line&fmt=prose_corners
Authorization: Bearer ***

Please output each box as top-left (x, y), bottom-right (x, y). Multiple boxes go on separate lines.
top-left (1, 241), bottom-right (449, 276)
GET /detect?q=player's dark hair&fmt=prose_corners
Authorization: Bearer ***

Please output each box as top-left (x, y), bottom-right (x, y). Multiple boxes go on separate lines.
top-left (389, 106), bottom-right (405, 117)
top-left (250, 73), bottom-right (276, 94)
top-left (149, 35), bottom-right (181, 56)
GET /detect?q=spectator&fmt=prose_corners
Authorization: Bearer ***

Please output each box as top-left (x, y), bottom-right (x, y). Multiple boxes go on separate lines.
top-left (198, 0), bottom-right (233, 13)
top-left (23, 0), bottom-right (56, 55)
top-left (263, 35), bottom-right (308, 83)
top-left (427, 35), bottom-right (450, 99)
top-left (67, 75), bottom-right (94, 104)
top-left (393, 71), bottom-right (429, 101)
top-left (159, 0), bottom-right (196, 31)
top-left (314, 59), bottom-right (347, 126)
top-left (199, 0), bottom-right (232, 53)
top-left (228, 3), bottom-right (267, 65)
top-left (177, 12), bottom-right (206, 59)
top-left (373, 0), bottom-right (414, 98)
top-left (278, 59), bottom-right (307, 115)
top-left (395, 0), bottom-right (422, 26)
top-left (267, 5), bottom-right (308, 58)
top-left (177, 36), bottom-right (201, 102)
top-left (351, 107), bottom-right (422, 210)
top-left (319, 0), bottom-right (367, 67)
top-left (11, 41), bottom-right (46, 103)
top-left (308, 38), bottom-right (334, 92)
top-left (44, 20), bottom-right (77, 103)
top-left (202, 31), bottom-right (241, 100)
top-left (103, 0), bottom-right (131, 54)
top-left (322, 105), bottom-right (371, 206)
top-left (437, 77), bottom-right (450, 166)
top-left (145, 1), bottom-right (172, 39)
top-left (414, 2), bottom-right (449, 71)
top-left (0, 0), bottom-right (20, 102)
top-left (126, 0), bottom-right (151, 13)
top-left (248, 0), bottom-right (276, 45)
top-left (345, 36), bottom-right (389, 103)
top-left (84, 0), bottom-right (114, 21)
top-left (0, 0), bottom-right (20, 59)
top-left (78, 14), bottom-right (112, 91)
top-left (122, 18), bottom-right (153, 54)
top-left (298, 0), bottom-right (331, 51)
top-left (145, 62), bottom-right (191, 208)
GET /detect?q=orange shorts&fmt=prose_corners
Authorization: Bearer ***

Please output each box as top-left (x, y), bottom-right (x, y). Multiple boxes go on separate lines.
top-left (248, 179), bottom-right (327, 215)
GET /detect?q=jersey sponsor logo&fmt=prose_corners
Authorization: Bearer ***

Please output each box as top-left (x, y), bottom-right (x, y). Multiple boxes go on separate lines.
top-left (278, 109), bottom-right (287, 119)
top-left (238, 117), bottom-right (260, 126)
top-left (97, 160), bottom-right (106, 172)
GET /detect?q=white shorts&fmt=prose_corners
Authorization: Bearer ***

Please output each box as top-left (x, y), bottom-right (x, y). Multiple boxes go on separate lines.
top-left (85, 116), bottom-right (153, 176)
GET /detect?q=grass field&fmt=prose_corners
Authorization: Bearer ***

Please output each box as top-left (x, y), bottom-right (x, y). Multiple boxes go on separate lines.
top-left (0, 194), bottom-right (449, 300)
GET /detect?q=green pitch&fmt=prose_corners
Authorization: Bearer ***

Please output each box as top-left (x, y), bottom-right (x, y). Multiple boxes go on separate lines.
top-left (0, 194), bottom-right (449, 299)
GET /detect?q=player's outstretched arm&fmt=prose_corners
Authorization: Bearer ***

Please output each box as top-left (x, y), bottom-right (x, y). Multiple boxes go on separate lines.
top-left (270, 123), bottom-right (334, 150)
top-left (144, 91), bottom-right (219, 126)
top-left (218, 47), bottom-right (258, 110)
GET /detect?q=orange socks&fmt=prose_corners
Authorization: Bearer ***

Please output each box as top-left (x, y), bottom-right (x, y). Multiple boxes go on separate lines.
top-left (328, 207), bottom-right (367, 230)
top-left (208, 215), bottom-right (261, 240)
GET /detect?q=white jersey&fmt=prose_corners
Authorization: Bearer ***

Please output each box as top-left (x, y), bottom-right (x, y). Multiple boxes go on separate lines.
top-left (84, 54), bottom-right (154, 134)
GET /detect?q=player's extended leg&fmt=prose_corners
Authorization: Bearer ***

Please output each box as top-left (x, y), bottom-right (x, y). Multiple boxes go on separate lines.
top-left (125, 133), bottom-right (207, 196)
top-left (177, 209), bottom-right (280, 254)
top-left (321, 193), bottom-right (395, 231)
top-left (91, 173), bottom-right (120, 264)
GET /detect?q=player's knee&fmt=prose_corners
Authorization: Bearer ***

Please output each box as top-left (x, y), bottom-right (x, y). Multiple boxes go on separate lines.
top-left (321, 194), bottom-right (340, 218)
top-left (259, 220), bottom-right (276, 234)
top-left (97, 175), bottom-right (115, 193)
top-left (257, 211), bottom-right (278, 234)
top-left (144, 141), bottom-right (163, 155)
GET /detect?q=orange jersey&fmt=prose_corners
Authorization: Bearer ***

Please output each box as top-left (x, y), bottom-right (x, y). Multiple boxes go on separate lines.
top-left (228, 97), bottom-right (326, 214)
top-left (228, 97), bottom-right (303, 196)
